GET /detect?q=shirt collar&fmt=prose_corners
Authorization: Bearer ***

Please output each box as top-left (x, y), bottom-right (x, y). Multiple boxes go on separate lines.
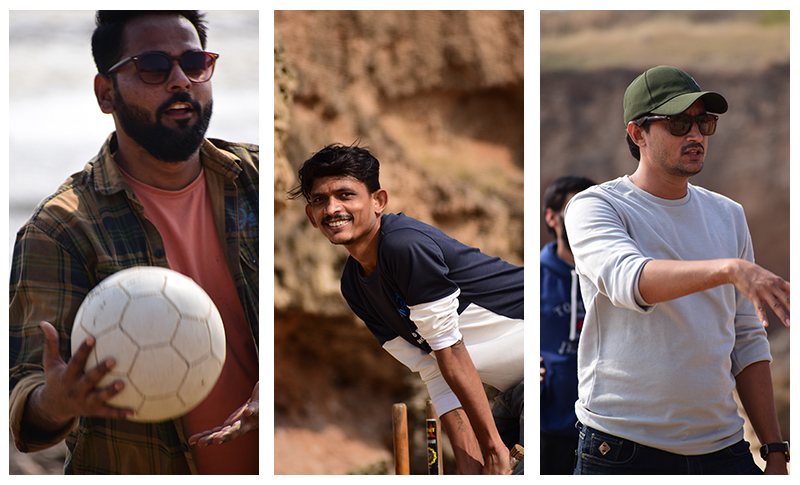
top-left (92, 132), bottom-right (243, 196)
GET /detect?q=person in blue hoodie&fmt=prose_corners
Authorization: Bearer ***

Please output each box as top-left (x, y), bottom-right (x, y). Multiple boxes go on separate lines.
top-left (540, 175), bottom-right (595, 474)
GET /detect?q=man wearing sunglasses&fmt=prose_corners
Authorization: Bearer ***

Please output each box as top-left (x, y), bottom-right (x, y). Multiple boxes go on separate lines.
top-left (9, 11), bottom-right (258, 474)
top-left (564, 66), bottom-right (789, 474)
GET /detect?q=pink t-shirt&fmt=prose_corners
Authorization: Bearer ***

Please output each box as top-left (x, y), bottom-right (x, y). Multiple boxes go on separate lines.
top-left (120, 166), bottom-right (259, 474)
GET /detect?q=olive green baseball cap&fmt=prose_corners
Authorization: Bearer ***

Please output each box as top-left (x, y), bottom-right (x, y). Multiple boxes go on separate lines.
top-left (623, 65), bottom-right (728, 125)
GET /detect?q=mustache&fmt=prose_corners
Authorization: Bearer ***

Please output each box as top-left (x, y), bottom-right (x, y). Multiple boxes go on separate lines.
top-left (682, 142), bottom-right (705, 153)
top-left (156, 92), bottom-right (202, 118)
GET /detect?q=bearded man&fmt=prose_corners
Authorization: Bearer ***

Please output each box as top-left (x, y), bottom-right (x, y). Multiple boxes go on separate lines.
top-left (9, 11), bottom-right (259, 474)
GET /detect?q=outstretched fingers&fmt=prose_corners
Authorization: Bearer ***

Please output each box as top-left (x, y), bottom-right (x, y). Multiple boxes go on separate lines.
top-left (734, 261), bottom-right (790, 328)
top-left (754, 279), bottom-right (790, 327)
top-left (38, 321), bottom-right (132, 420)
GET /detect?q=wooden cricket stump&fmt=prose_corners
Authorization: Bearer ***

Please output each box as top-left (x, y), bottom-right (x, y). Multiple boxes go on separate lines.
top-left (393, 401), bottom-right (523, 474)
top-left (392, 403), bottom-right (410, 475)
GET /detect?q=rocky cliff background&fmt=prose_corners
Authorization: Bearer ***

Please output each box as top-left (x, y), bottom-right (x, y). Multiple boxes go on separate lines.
top-left (274, 10), bottom-right (524, 474)
top-left (274, 10), bottom-right (789, 475)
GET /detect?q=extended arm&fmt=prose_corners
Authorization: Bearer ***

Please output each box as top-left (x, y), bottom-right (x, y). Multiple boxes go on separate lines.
top-left (434, 339), bottom-right (510, 474)
top-left (638, 259), bottom-right (790, 327)
top-left (381, 336), bottom-right (508, 474)
top-left (734, 360), bottom-right (788, 475)
top-left (566, 188), bottom-right (789, 326)
top-left (438, 407), bottom-right (483, 474)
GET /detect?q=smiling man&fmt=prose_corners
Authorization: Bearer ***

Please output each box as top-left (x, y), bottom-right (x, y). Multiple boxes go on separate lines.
top-left (289, 143), bottom-right (524, 474)
top-left (9, 11), bottom-right (259, 474)
top-left (565, 66), bottom-right (789, 475)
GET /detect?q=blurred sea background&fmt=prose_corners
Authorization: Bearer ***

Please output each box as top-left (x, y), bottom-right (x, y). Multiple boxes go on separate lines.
top-left (8, 10), bottom-right (259, 264)
top-left (7, 10), bottom-right (258, 474)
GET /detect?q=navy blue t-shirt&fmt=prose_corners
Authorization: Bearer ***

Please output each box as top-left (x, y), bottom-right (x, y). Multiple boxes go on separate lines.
top-left (341, 213), bottom-right (523, 353)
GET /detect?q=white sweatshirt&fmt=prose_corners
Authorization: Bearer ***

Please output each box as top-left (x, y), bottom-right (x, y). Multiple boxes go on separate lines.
top-left (564, 175), bottom-right (771, 455)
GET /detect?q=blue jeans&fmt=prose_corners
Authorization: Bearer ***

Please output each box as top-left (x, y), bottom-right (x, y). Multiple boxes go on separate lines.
top-left (574, 423), bottom-right (762, 475)
top-left (492, 379), bottom-right (524, 474)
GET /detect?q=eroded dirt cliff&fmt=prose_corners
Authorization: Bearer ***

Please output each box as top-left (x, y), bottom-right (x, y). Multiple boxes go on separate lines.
top-left (274, 10), bottom-right (524, 474)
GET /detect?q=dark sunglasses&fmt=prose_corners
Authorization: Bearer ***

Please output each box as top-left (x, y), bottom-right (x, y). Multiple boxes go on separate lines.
top-left (636, 113), bottom-right (719, 137)
top-left (106, 51), bottom-right (219, 85)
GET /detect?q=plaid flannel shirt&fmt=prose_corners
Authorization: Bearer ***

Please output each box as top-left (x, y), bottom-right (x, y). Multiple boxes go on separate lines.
top-left (9, 133), bottom-right (259, 474)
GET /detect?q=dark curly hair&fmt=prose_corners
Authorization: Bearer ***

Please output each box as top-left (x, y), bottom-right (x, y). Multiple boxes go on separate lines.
top-left (287, 143), bottom-right (381, 203)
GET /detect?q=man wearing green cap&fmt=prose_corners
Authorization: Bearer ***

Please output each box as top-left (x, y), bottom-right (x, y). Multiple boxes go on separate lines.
top-left (564, 66), bottom-right (789, 474)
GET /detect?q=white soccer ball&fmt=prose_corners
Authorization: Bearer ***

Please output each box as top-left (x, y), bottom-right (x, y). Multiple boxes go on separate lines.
top-left (71, 266), bottom-right (226, 423)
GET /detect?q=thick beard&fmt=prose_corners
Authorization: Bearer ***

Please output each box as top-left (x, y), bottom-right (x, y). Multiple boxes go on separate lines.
top-left (113, 89), bottom-right (213, 162)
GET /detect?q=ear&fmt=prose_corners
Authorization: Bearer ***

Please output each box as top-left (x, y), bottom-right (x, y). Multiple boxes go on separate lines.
top-left (304, 204), bottom-right (319, 228)
top-left (544, 207), bottom-right (559, 229)
top-left (94, 73), bottom-right (115, 114)
top-left (627, 121), bottom-right (647, 147)
top-left (372, 188), bottom-right (388, 215)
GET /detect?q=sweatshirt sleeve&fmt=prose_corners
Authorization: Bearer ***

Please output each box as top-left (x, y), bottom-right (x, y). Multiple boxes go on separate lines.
top-left (381, 336), bottom-right (461, 416)
top-left (408, 289), bottom-right (463, 351)
top-left (565, 191), bottom-right (654, 313)
top-left (730, 215), bottom-right (773, 375)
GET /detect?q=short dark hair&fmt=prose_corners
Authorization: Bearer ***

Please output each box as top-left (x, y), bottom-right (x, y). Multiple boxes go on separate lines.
top-left (288, 143), bottom-right (381, 203)
top-left (92, 10), bottom-right (208, 75)
top-left (543, 175), bottom-right (596, 238)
